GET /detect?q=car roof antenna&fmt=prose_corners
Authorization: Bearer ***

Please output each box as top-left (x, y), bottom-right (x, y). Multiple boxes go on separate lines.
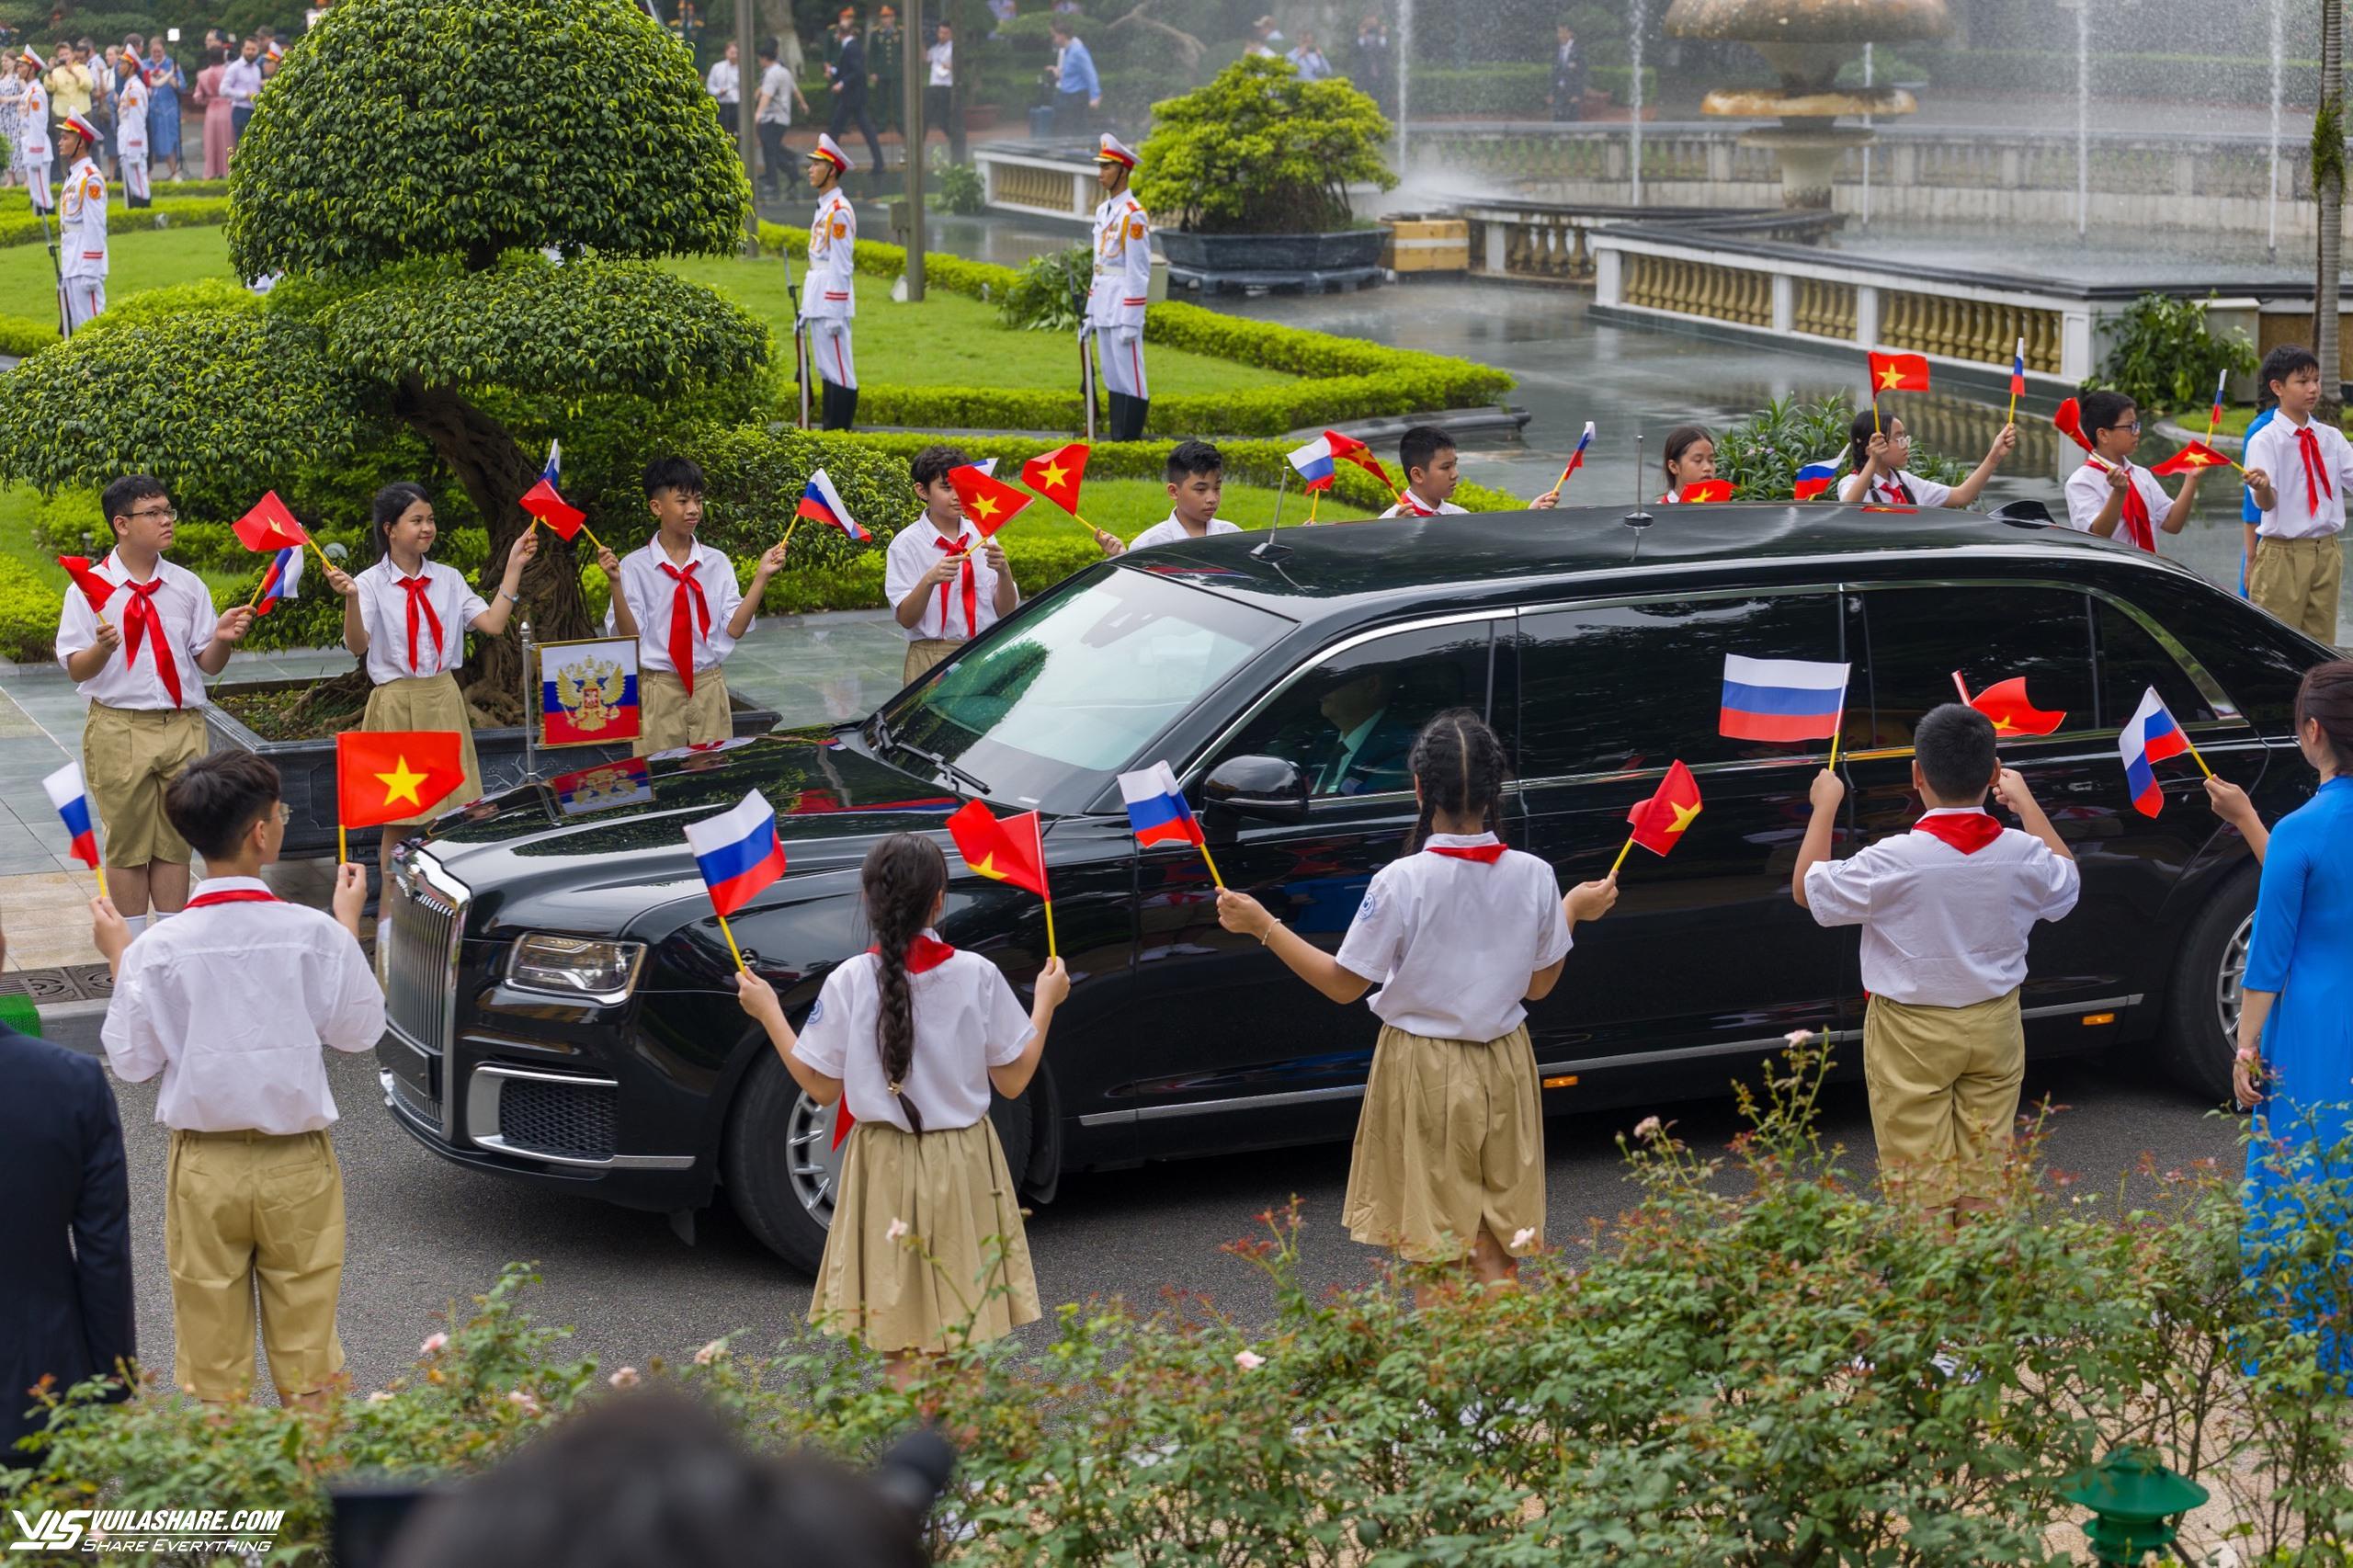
top-left (1622, 430), bottom-right (1654, 558)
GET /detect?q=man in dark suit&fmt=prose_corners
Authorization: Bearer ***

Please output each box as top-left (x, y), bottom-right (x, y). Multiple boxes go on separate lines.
top-left (825, 8), bottom-right (885, 179)
top-left (0, 916), bottom-right (136, 1454)
top-left (1312, 670), bottom-right (1419, 797)
top-left (1550, 25), bottom-right (1586, 122)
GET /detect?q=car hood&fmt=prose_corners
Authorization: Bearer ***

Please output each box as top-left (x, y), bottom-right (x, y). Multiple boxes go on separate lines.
top-left (415, 729), bottom-right (965, 934)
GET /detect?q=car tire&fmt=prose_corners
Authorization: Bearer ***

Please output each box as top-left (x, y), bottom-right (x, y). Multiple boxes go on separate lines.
top-left (723, 1046), bottom-right (1037, 1274)
top-left (2156, 865), bottom-right (2258, 1105)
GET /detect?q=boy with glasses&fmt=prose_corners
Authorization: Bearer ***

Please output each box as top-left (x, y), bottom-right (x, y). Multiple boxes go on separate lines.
top-left (2062, 390), bottom-right (2205, 552)
top-left (55, 475), bottom-right (254, 934)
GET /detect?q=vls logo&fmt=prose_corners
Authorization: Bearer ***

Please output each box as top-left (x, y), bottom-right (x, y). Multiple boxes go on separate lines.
top-left (9, 1509), bottom-right (88, 1551)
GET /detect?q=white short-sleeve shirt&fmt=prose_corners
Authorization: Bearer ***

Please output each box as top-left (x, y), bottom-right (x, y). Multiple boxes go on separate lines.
top-left (883, 518), bottom-right (1005, 643)
top-left (1334, 833), bottom-right (1574, 1042)
top-left (605, 539), bottom-right (747, 676)
top-left (1126, 515), bottom-right (1241, 551)
top-left (790, 939), bottom-right (1036, 1132)
top-left (1838, 469), bottom-right (1952, 508)
top-left (2062, 460), bottom-right (2174, 545)
top-left (101, 876), bottom-right (386, 1133)
top-left (355, 557), bottom-right (488, 685)
top-left (1802, 810), bottom-right (2082, 1007)
top-left (54, 551), bottom-right (218, 710)
top-left (1379, 495), bottom-right (1469, 519)
top-left (2244, 415), bottom-right (2353, 540)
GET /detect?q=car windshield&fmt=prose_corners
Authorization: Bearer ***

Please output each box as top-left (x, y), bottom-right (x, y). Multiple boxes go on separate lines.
top-left (871, 565), bottom-right (1290, 811)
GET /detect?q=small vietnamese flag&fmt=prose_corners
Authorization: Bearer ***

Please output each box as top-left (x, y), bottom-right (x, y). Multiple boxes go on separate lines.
top-left (1962, 674), bottom-right (2067, 737)
top-left (1680, 479), bottom-right (1734, 504)
top-left (946, 799), bottom-right (1050, 897)
top-left (2152, 440), bottom-right (2233, 477)
top-left (2053, 397), bottom-right (2094, 453)
top-left (233, 491), bottom-right (310, 553)
top-left (1021, 442), bottom-right (1090, 515)
top-left (1868, 351), bottom-right (1931, 394)
top-left (1625, 761), bottom-right (1703, 857)
top-left (335, 730), bottom-right (469, 829)
top-left (948, 463), bottom-right (1036, 539)
top-left (57, 555), bottom-right (116, 614)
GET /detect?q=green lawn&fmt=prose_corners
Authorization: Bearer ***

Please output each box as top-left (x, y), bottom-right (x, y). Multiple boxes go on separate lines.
top-left (0, 228), bottom-right (1296, 397)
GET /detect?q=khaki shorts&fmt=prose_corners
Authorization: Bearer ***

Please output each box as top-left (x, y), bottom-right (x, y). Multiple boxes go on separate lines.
top-left (84, 702), bottom-right (206, 868)
top-left (2248, 533), bottom-right (2344, 648)
top-left (165, 1128), bottom-right (347, 1402)
top-left (1344, 1023), bottom-right (1544, 1263)
top-left (362, 673), bottom-right (483, 824)
top-left (1862, 989), bottom-right (2024, 1206)
top-left (903, 638), bottom-right (961, 686)
top-left (634, 667), bottom-right (732, 756)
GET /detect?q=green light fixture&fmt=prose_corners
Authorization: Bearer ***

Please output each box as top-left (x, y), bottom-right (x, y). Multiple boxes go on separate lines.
top-left (2057, 1446), bottom-right (2211, 1565)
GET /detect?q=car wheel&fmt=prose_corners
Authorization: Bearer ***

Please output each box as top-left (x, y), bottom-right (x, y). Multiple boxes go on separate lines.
top-left (723, 1047), bottom-right (1038, 1274)
top-left (2157, 865), bottom-right (2257, 1104)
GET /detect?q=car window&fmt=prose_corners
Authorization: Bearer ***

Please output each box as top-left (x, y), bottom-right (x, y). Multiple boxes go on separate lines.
top-left (1857, 586), bottom-right (2096, 750)
top-left (2095, 597), bottom-right (2217, 728)
top-left (879, 567), bottom-right (1290, 811)
top-left (1517, 593), bottom-right (1844, 778)
top-left (1210, 619), bottom-right (1497, 799)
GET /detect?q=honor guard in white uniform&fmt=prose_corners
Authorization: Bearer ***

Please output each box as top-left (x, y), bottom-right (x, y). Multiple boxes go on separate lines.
top-left (16, 52), bottom-right (51, 214)
top-left (1086, 132), bottom-right (1152, 441)
top-left (802, 132), bottom-right (859, 431)
top-left (56, 115), bottom-right (107, 335)
top-left (113, 56), bottom-right (150, 208)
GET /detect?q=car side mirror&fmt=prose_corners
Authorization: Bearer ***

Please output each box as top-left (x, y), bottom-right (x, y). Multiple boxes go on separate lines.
top-left (1202, 755), bottom-right (1310, 824)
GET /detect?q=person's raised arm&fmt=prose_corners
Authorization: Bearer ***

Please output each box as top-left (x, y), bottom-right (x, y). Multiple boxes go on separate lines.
top-left (1944, 423), bottom-right (2018, 507)
top-left (1992, 767), bottom-right (2073, 860)
top-left (2204, 776), bottom-right (2269, 865)
top-left (600, 547), bottom-right (640, 639)
top-left (1790, 768), bottom-right (1844, 908)
top-left (469, 530), bottom-right (538, 637)
top-left (1215, 889), bottom-right (1375, 1004)
top-left (734, 970), bottom-right (845, 1106)
top-left (2160, 468), bottom-right (2202, 535)
top-left (989, 958), bottom-right (1070, 1099)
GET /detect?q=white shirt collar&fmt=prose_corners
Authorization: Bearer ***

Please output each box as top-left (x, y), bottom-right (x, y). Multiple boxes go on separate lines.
top-left (1339, 713), bottom-right (1378, 750)
top-left (1423, 832), bottom-right (1500, 848)
top-left (190, 874), bottom-right (272, 896)
top-left (1916, 806), bottom-right (1985, 818)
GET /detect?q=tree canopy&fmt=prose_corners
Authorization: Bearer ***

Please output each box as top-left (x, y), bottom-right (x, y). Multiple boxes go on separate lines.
top-left (227, 0), bottom-right (750, 277)
top-left (1134, 57), bottom-right (1395, 235)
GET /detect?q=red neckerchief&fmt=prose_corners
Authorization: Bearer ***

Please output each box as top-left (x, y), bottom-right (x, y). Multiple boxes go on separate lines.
top-left (1424, 840), bottom-right (1507, 865)
top-left (1398, 492), bottom-right (1438, 517)
top-left (1658, 491), bottom-right (1678, 505)
top-left (120, 576), bottom-right (184, 708)
top-left (1911, 812), bottom-right (2003, 855)
top-left (931, 532), bottom-right (977, 639)
top-left (659, 559), bottom-right (712, 697)
top-left (2090, 459), bottom-right (2155, 551)
top-left (397, 574), bottom-right (445, 676)
top-left (185, 887), bottom-right (281, 908)
top-left (2295, 426), bottom-right (2335, 515)
top-left (869, 934), bottom-right (958, 972)
top-left (1873, 473), bottom-right (1916, 505)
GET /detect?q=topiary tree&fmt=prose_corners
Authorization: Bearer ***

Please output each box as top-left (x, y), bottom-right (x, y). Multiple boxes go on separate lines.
top-left (0, 0), bottom-right (767, 720)
top-left (1132, 55), bottom-right (1395, 235)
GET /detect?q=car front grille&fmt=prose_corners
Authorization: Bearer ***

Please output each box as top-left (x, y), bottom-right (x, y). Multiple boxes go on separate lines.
top-left (495, 1076), bottom-right (620, 1162)
top-left (389, 1072), bottom-right (438, 1129)
top-left (384, 853), bottom-right (465, 1063)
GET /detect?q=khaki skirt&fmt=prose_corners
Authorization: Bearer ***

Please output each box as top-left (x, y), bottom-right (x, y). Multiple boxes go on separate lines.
top-left (813, 1117), bottom-right (1041, 1354)
top-left (1344, 1022), bottom-right (1545, 1263)
top-left (361, 673), bottom-right (483, 825)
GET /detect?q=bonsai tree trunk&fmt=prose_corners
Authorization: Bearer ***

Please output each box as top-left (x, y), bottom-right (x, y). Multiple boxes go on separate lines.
top-left (392, 375), bottom-right (596, 722)
top-left (2318, 0), bottom-right (2345, 424)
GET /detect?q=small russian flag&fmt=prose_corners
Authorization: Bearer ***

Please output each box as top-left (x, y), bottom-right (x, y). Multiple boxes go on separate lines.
top-left (2210, 368), bottom-right (2227, 432)
top-left (684, 790), bottom-right (788, 917)
top-left (521, 437), bottom-right (588, 540)
top-left (1562, 420), bottom-right (1594, 480)
top-left (2009, 336), bottom-right (2027, 402)
top-left (795, 467), bottom-right (868, 541)
top-left (1792, 456), bottom-right (1843, 502)
top-left (255, 543), bottom-right (302, 614)
top-left (1117, 761), bottom-right (1202, 849)
top-left (1719, 654), bottom-right (1850, 744)
top-left (41, 760), bottom-right (99, 870)
top-left (1286, 434), bottom-right (1338, 493)
top-left (2118, 687), bottom-right (2190, 817)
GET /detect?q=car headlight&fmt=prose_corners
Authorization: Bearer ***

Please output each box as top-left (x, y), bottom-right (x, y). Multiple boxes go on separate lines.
top-left (506, 935), bottom-right (646, 1000)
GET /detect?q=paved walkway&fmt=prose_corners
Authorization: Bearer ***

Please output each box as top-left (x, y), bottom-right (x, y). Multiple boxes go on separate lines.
top-left (0, 609), bottom-right (910, 1003)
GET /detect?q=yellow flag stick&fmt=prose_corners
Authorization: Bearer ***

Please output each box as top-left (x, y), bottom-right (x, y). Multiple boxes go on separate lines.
top-left (337, 824), bottom-right (348, 866)
top-left (534, 516), bottom-right (611, 556)
top-left (93, 862), bottom-right (108, 902)
top-left (1041, 896), bottom-right (1058, 960)
top-left (1826, 719), bottom-right (1845, 772)
top-left (1197, 840), bottom-right (1226, 890)
top-left (2180, 733), bottom-right (2216, 780)
top-left (1308, 490), bottom-right (1321, 525)
top-left (717, 911), bottom-right (748, 971)
top-left (1870, 395), bottom-right (1881, 439)
top-left (779, 515), bottom-right (802, 557)
top-left (1608, 832), bottom-right (1637, 878)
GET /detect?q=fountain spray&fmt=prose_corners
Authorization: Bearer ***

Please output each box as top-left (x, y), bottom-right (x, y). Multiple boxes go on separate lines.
top-left (1859, 42), bottom-right (1873, 228)
top-left (2075, 0), bottom-right (2089, 238)
top-left (1630, 0), bottom-right (1646, 208)
top-left (1395, 0), bottom-right (1413, 180)
top-left (2269, 0), bottom-right (2285, 260)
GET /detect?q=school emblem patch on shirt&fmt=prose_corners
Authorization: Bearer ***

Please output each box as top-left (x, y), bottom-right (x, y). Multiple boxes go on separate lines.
top-left (1357, 886), bottom-right (1382, 924)
top-left (807, 996), bottom-right (824, 1026)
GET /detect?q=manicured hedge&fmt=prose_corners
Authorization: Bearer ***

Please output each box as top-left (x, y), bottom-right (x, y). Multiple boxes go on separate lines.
top-left (0, 313), bottom-right (59, 357)
top-left (0, 549), bottom-right (62, 663)
top-left (0, 195), bottom-right (233, 251)
top-left (755, 222), bottom-right (1515, 437)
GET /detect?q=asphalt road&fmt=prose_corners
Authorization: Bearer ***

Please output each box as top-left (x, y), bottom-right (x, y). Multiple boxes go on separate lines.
top-left (76, 1038), bottom-right (2247, 1403)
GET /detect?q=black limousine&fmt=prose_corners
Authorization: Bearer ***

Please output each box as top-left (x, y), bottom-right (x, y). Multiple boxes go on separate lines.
top-left (377, 505), bottom-right (2332, 1270)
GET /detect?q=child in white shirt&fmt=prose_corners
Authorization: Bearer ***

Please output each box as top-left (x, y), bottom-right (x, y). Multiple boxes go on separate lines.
top-left (884, 444), bottom-right (1021, 686)
top-left (1837, 411), bottom-right (2017, 508)
top-left (1097, 438), bottom-right (1244, 554)
top-left (2061, 390), bottom-right (2205, 551)
top-left (1216, 709), bottom-right (1617, 1288)
top-left (2240, 343), bottom-right (2350, 646)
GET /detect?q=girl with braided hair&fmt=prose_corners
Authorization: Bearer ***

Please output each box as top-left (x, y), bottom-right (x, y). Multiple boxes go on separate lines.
top-left (1216, 709), bottom-right (1619, 1288)
top-left (2206, 661), bottom-right (2353, 1374)
top-left (734, 834), bottom-right (1069, 1381)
